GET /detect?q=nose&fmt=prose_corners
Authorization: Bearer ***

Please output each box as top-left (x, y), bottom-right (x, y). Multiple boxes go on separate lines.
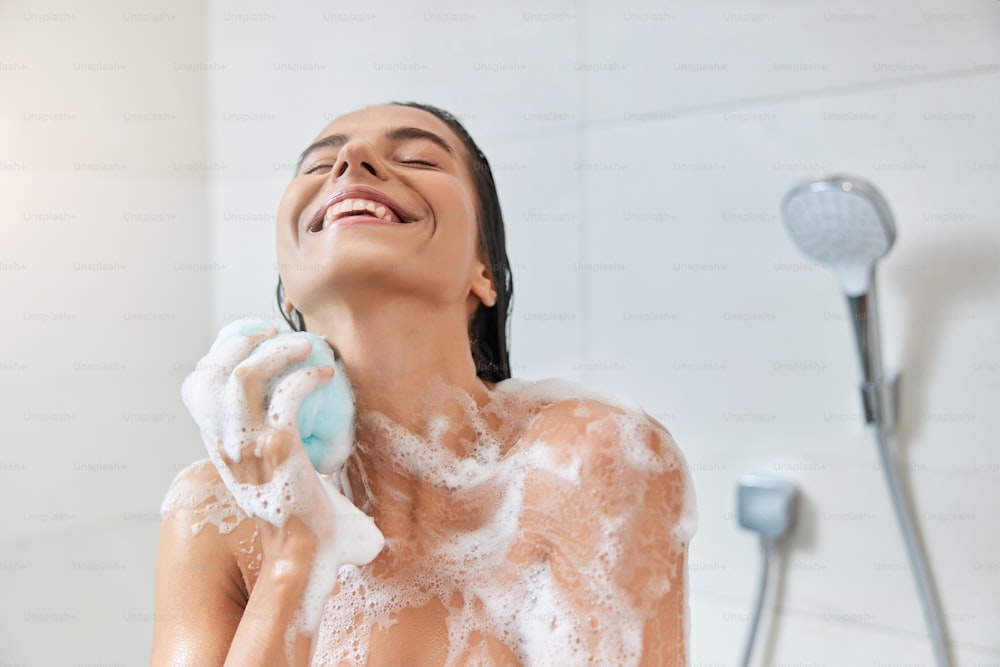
top-left (330, 139), bottom-right (387, 181)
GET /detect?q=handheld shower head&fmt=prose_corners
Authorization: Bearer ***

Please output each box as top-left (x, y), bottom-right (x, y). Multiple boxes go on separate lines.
top-left (780, 175), bottom-right (898, 425)
top-left (781, 176), bottom-right (896, 297)
top-left (781, 177), bottom-right (953, 667)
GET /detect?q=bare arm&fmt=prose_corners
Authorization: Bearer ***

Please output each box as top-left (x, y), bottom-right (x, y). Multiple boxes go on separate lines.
top-left (150, 463), bottom-right (322, 667)
top-left (150, 466), bottom-right (244, 666)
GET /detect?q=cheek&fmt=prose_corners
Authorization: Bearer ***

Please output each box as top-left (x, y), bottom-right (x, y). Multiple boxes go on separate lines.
top-left (274, 182), bottom-right (316, 303)
top-left (461, 201), bottom-right (483, 257)
top-left (439, 186), bottom-right (479, 250)
top-left (275, 181), bottom-right (310, 254)
top-left (447, 172), bottom-right (481, 251)
top-left (276, 183), bottom-right (299, 231)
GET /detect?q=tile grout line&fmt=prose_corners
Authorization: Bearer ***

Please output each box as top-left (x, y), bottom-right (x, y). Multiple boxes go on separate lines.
top-left (474, 64), bottom-right (1000, 146)
top-left (588, 64), bottom-right (1000, 132)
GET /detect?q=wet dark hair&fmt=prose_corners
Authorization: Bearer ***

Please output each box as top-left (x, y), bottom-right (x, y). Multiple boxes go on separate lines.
top-left (276, 101), bottom-right (514, 382)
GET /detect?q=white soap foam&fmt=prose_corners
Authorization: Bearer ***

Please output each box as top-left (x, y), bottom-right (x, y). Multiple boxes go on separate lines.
top-left (309, 377), bottom-right (696, 666)
top-left (167, 374), bottom-right (696, 665)
top-left (173, 332), bottom-right (385, 664)
top-left (161, 459), bottom-right (248, 535)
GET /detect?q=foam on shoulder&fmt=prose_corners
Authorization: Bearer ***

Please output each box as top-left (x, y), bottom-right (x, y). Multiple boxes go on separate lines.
top-left (160, 459), bottom-right (247, 535)
top-left (312, 376), bottom-right (696, 665)
top-left (165, 374), bottom-right (695, 664)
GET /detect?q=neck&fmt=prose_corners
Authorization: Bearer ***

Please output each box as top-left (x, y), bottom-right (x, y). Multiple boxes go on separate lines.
top-left (303, 296), bottom-right (490, 430)
top-left (304, 296), bottom-right (502, 542)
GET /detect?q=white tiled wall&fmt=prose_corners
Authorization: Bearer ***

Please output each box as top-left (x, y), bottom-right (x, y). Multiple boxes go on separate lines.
top-left (0, 1), bottom-right (210, 664)
top-left (3, 0), bottom-right (997, 664)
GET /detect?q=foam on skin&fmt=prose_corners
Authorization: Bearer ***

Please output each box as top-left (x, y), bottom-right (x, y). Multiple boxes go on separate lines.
top-left (174, 326), bottom-right (383, 563)
top-left (164, 376), bottom-right (696, 665)
top-left (161, 459), bottom-right (247, 535)
top-left (208, 319), bottom-right (357, 473)
top-left (170, 326), bottom-right (385, 661)
top-left (311, 377), bottom-right (696, 665)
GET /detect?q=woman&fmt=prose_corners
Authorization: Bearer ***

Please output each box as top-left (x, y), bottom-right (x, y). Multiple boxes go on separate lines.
top-left (151, 102), bottom-right (695, 666)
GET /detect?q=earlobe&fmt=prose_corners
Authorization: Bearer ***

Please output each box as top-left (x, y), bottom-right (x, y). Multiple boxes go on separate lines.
top-left (282, 299), bottom-right (296, 316)
top-left (481, 285), bottom-right (497, 308)
top-left (471, 263), bottom-right (498, 308)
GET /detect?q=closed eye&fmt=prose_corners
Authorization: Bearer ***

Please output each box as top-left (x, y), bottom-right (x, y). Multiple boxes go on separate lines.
top-left (400, 159), bottom-right (438, 168)
top-left (303, 163), bottom-right (333, 175)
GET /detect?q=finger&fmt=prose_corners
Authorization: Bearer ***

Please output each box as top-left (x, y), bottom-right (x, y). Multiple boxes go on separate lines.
top-left (181, 329), bottom-right (278, 436)
top-left (181, 328), bottom-right (277, 412)
top-left (268, 365), bottom-right (336, 434)
top-left (210, 327), bottom-right (279, 380)
top-left (230, 336), bottom-right (313, 421)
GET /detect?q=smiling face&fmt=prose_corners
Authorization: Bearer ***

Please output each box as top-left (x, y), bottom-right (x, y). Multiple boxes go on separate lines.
top-left (276, 104), bottom-right (497, 327)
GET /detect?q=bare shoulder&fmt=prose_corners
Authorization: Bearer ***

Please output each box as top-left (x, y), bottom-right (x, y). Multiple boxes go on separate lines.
top-left (151, 458), bottom-right (255, 665)
top-left (162, 458), bottom-right (246, 531)
top-left (513, 391), bottom-right (694, 537)
top-left (159, 458), bottom-right (259, 591)
top-left (508, 388), bottom-right (694, 664)
top-left (521, 394), bottom-right (685, 472)
top-left (161, 456), bottom-right (258, 536)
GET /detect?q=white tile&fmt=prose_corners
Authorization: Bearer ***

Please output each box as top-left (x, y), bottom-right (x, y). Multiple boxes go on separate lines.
top-left (209, 173), bottom-right (289, 335)
top-left (0, 1), bottom-right (207, 170)
top-left (581, 0), bottom-right (1000, 124)
top-left (0, 372), bottom-right (205, 542)
top-left (0, 0), bottom-right (212, 543)
top-left (690, 593), bottom-right (1000, 666)
top-left (0, 520), bottom-right (160, 665)
top-left (206, 0), bottom-right (581, 177)
top-left (583, 69), bottom-right (1000, 467)
top-left (487, 133), bottom-right (585, 382)
top-left (686, 439), bottom-right (1000, 649)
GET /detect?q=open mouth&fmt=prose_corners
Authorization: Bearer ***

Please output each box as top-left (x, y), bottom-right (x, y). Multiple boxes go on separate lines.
top-left (307, 187), bottom-right (417, 233)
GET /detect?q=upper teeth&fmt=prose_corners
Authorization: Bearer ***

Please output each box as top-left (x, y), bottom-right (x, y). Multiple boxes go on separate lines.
top-left (322, 198), bottom-right (396, 228)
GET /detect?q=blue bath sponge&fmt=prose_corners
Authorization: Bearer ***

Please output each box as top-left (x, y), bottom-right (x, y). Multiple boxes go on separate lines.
top-left (210, 319), bottom-right (356, 473)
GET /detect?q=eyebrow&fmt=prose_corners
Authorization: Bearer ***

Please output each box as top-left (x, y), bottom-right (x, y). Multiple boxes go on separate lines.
top-left (295, 126), bottom-right (456, 173)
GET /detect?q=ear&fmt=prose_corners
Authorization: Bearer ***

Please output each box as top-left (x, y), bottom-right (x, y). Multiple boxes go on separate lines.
top-left (468, 258), bottom-right (497, 311)
top-left (282, 299), bottom-right (296, 316)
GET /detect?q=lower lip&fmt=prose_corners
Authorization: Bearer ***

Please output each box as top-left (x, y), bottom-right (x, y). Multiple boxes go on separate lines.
top-left (323, 215), bottom-right (408, 230)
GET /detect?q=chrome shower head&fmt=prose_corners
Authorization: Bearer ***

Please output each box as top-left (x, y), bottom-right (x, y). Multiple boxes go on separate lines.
top-left (781, 176), bottom-right (896, 296)
top-left (780, 174), bottom-right (899, 424)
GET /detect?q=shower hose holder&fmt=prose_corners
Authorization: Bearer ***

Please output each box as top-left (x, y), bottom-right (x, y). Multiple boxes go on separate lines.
top-left (861, 371), bottom-right (900, 433)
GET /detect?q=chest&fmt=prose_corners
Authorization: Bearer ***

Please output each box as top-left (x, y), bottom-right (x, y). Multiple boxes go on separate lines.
top-left (234, 495), bottom-right (550, 666)
top-left (317, 590), bottom-right (523, 666)
top-left (236, 433), bottom-right (591, 665)
top-left (309, 536), bottom-right (546, 666)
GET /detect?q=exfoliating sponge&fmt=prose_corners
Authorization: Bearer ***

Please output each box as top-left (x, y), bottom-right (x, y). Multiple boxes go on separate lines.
top-left (210, 319), bottom-right (356, 474)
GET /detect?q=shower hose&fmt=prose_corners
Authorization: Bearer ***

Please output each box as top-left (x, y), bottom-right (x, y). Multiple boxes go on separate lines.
top-left (738, 417), bottom-right (953, 666)
top-left (873, 418), bottom-right (952, 666)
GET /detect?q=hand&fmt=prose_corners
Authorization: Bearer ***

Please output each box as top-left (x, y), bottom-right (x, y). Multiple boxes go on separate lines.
top-left (181, 326), bottom-right (383, 565)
